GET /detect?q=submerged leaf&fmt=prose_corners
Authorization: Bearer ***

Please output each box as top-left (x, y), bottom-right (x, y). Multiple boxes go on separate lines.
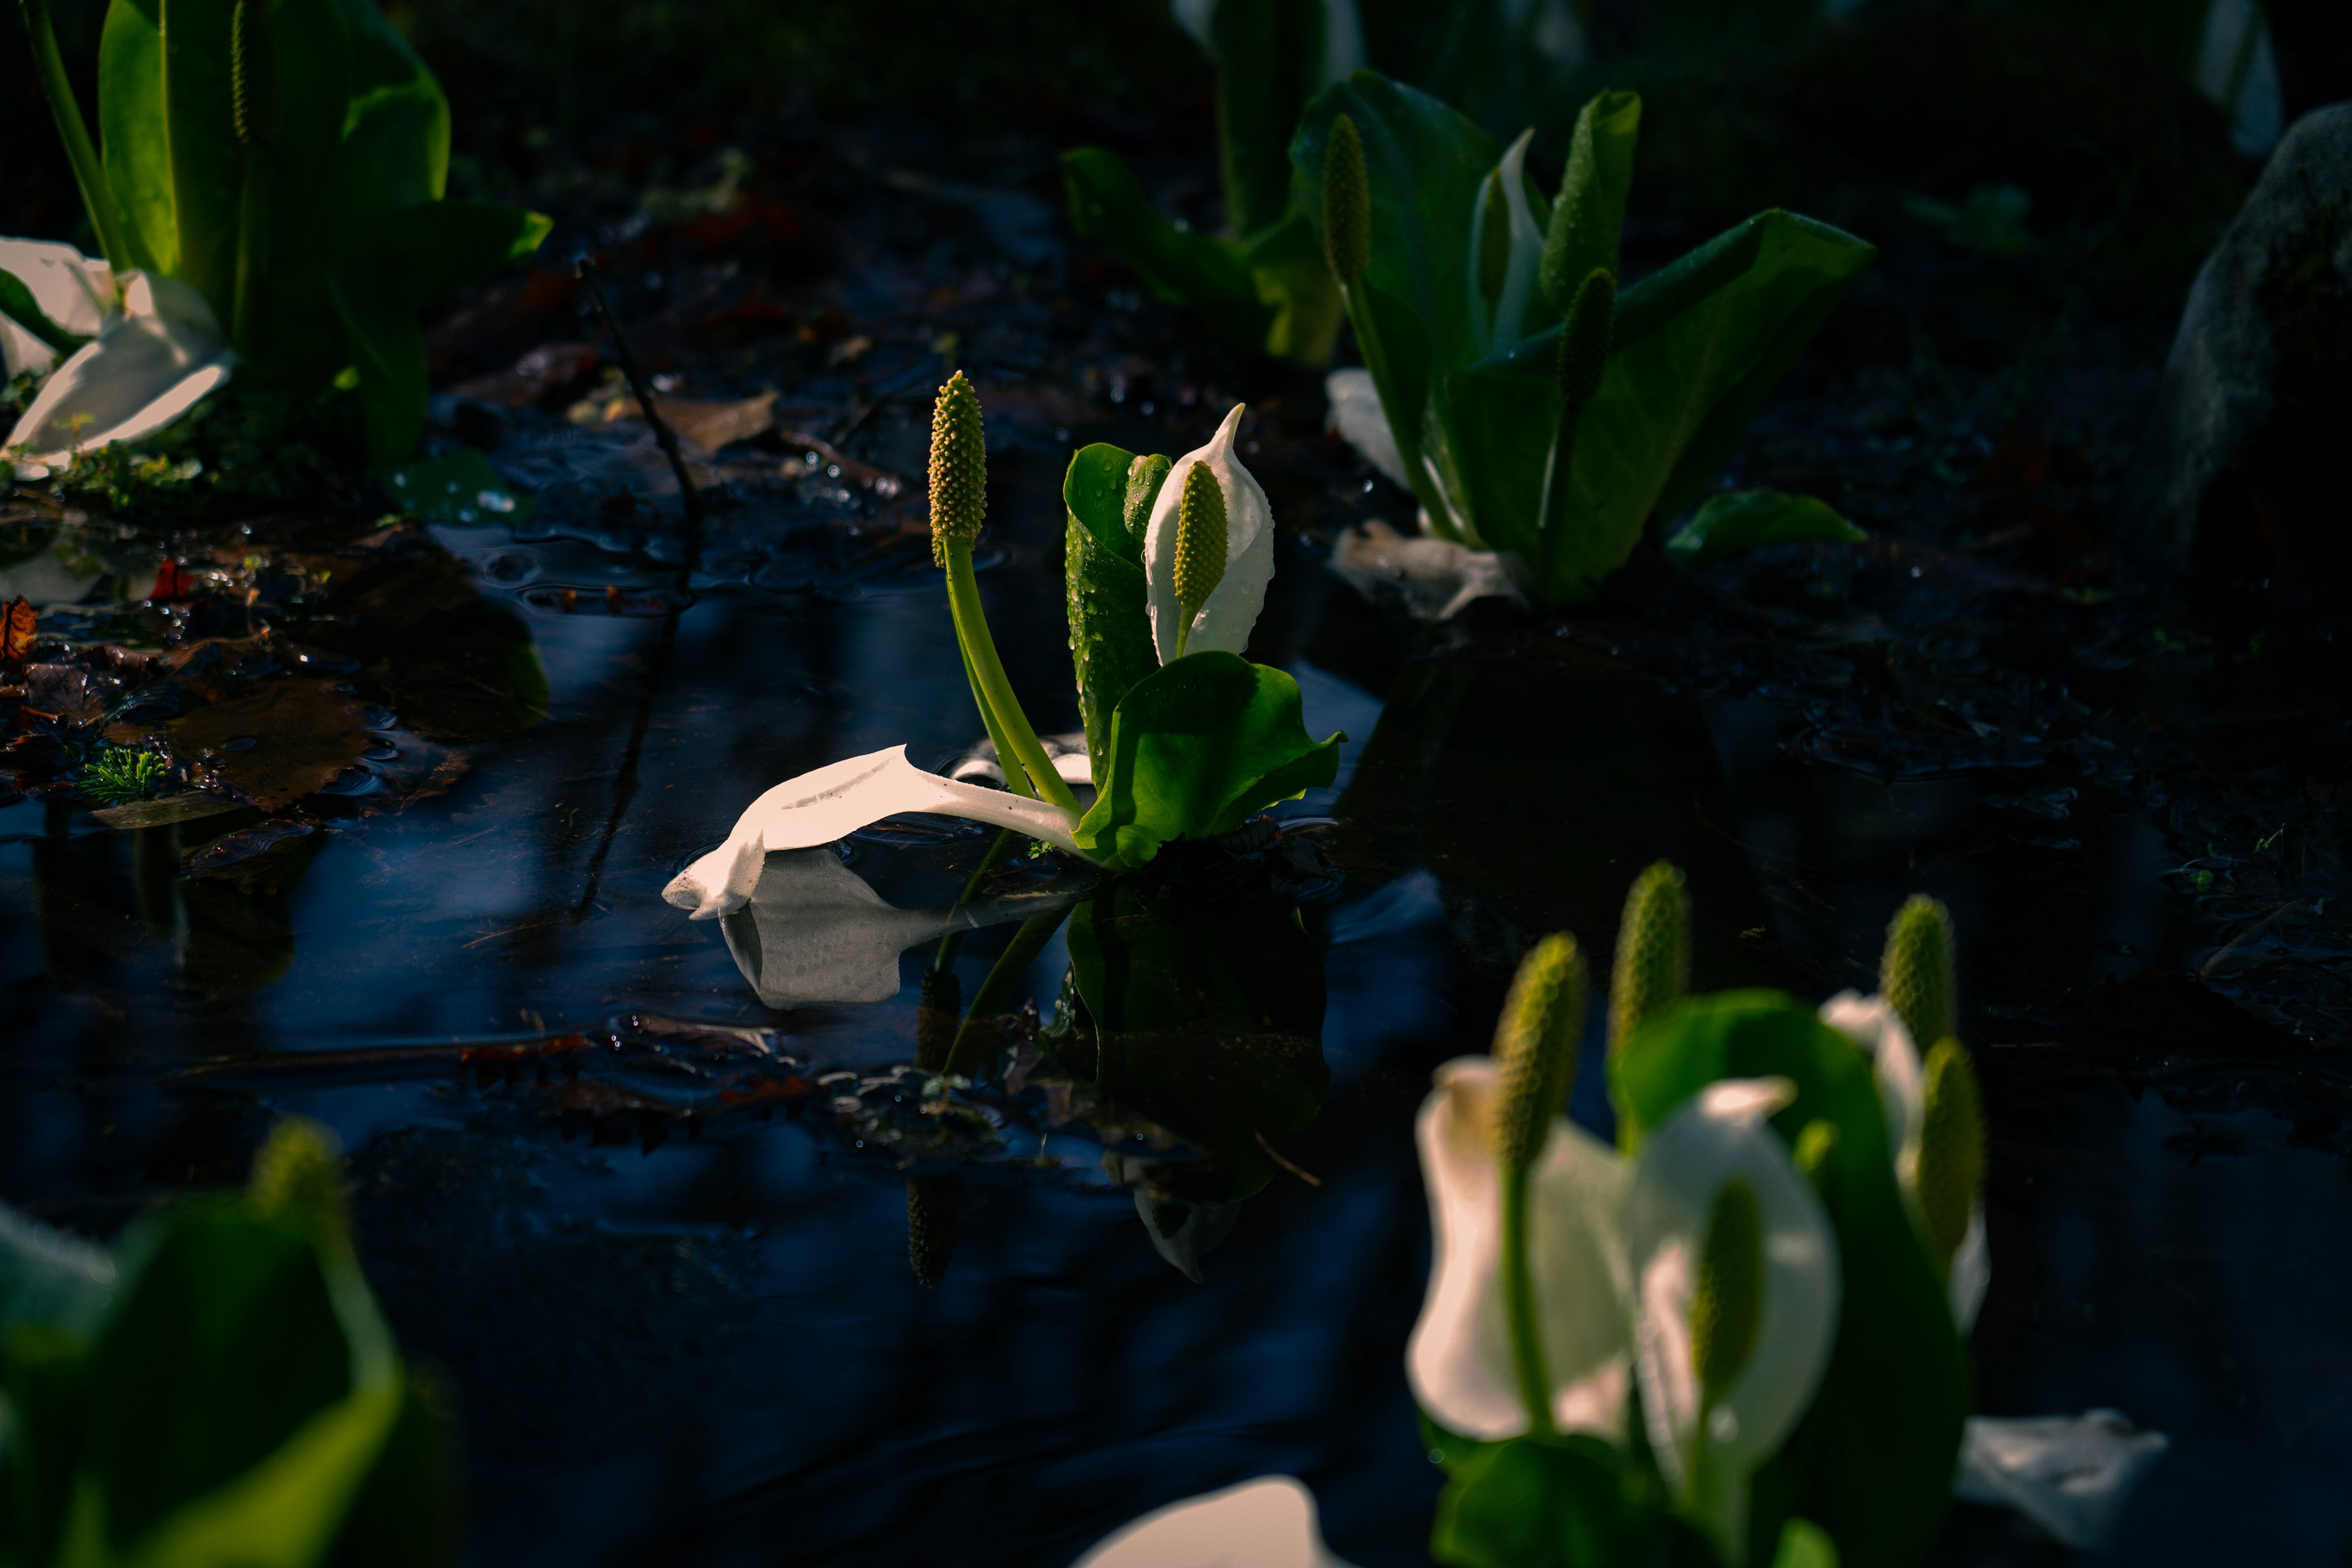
top-left (1665, 491), bottom-right (1867, 566)
top-left (168, 680), bottom-right (376, 811)
top-left (1072, 653), bottom-right (1342, 871)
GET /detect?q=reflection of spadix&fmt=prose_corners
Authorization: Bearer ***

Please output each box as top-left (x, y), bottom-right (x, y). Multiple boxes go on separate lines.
top-left (716, 848), bottom-right (1091, 1008)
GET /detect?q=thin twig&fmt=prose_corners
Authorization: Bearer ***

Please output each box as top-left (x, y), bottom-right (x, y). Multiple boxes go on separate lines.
top-left (576, 256), bottom-right (703, 525)
top-left (1254, 1129), bottom-right (1323, 1188)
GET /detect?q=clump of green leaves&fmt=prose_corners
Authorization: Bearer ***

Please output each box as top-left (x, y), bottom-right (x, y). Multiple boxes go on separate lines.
top-left (78, 744), bottom-right (170, 804)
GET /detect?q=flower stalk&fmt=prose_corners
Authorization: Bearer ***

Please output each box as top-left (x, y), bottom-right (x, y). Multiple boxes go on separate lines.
top-left (19, 0), bottom-right (132, 281)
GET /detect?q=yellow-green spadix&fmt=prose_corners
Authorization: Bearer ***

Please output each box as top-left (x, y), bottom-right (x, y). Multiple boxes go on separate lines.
top-left (1142, 404), bottom-right (1276, 665)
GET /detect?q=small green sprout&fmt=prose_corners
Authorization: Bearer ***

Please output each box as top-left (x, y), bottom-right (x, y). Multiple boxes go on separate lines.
top-left (79, 746), bottom-right (169, 805)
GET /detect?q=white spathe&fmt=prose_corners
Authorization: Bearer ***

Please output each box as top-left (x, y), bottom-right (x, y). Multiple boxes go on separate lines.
top-left (1627, 1077), bottom-right (1839, 1554)
top-left (0, 238), bottom-right (110, 375)
top-left (1407, 1056), bottom-right (1632, 1442)
top-left (1072, 1476), bottom-right (1359, 1568)
top-left (1819, 990), bottom-right (1989, 1332)
top-left (1956, 1410), bottom-right (2169, 1551)
top-left (1324, 367), bottom-right (1408, 490)
top-left (1466, 129), bottom-right (1547, 353)
top-left (662, 746), bottom-right (1082, 921)
top-left (2, 244), bottom-right (233, 466)
top-left (1144, 403), bottom-right (1276, 664)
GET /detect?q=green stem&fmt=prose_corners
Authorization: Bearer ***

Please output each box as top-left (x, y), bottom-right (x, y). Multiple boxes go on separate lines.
top-left (21, 0), bottom-right (132, 279)
top-left (959, 639), bottom-right (1037, 803)
top-left (942, 538), bottom-right (1081, 818)
top-left (1499, 1164), bottom-right (1556, 1437)
top-left (941, 906), bottom-right (1070, 1079)
top-left (1533, 398), bottom-right (1586, 597)
top-left (1339, 276), bottom-right (1457, 541)
top-left (232, 148), bottom-right (272, 359)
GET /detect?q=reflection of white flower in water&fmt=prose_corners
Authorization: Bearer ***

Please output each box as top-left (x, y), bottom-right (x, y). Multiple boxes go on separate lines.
top-left (1626, 1079), bottom-right (1839, 1563)
top-left (714, 847), bottom-right (1089, 1008)
top-left (1819, 990), bottom-right (1988, 1331)
top-left (663, 746), bottom-right (1087, 921)
top-left (2, 239), bottom-right (233, 468)
top-left (1072, 1475), bottom-right (1357, 1568)
top-left (1142, 404), bottom-right (1276, 665)
top-left (1408, 1055), bottom-right (1632, 1441)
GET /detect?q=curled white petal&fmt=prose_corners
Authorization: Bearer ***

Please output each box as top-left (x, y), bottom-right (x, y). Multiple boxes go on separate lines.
top-left (0, 237), bottom-right (111, 377)
top-left (1627, 1078), bottom-right (1839, 1498)
top-left (1143, 404), bottom-right (1276, 663)
top-left (1464, 130), bottom-right (1548, 352)
top-left (1956, 1410), bottom-right (2168, 1551)
top-left (663, 745), bottom-right (1082, 921)
top-left (1819, 991), bottom-right (1921, 1183)
top-left (1074, 1475), bottom-right (1358, 1568)
top-left (717, 847), bottom-right (1086, 1008)
top-left (1950, 1204), bottom-right (1989, 1333)
top-left (1406, 1057), bottom-right (1631, 1442)
top-left (7, 271), bottom-right (232, 463)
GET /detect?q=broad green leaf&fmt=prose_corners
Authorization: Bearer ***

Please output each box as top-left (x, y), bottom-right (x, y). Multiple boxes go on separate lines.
top-left (1060, 147), bottom-right (1272, 355)
top-left (1431, 1434), bottom-right (1717, 1568)
top-left (328, 200), bottom-right (551, 462)
top-left (1063, 442), bottom-right (1161, 776)
top-left (1210, 0), bottom-right (1328, 239)
top-left (1539, 89), bottom-right (1642, 314)
top-left (1065, 883), bottom-right (1327, 1204)
top-left (1665, 491), bottom-right (1866, 566)
top-left (99, 0), bottom-right (244, 307)
top-left (1292, 72), bottom-right (1502, 390)
top-left (1611, 992), bottom-right (1967, 1568)
top-left (4, 1322), bottom-right (92, 1567)
top-left (1072, 653), bottom-right (1343, 872)
top-left (1773, 1518), bottom-right (1841, 1568)
top-left (1444, 210), bottom-right (1875, 601)
top-left (327, 1366), bottom-right (464, 1568)
top-left (1238, 206), bottom-right (1343, 364)
top-left (0, 269), bottom-right (94, 356)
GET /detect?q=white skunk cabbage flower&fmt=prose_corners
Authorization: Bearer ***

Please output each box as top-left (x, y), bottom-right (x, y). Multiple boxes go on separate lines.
top-left (1407, 1055), bottom-right (1633, 1441)
top-left (663, 745), bottom-right (1083, 921)
top-left (1820, 991), bottom-right (1988, 1332)
top-left (2, 240), bottom-right (232, 468)
top-left (1956, 1409), bottom-right (2170, 1551)
top-left (1627, 1078), bottom-right (1839, 1564)
top-left (1143, 403), bottom-right (1276, 665)
top-left (1073, 1475), bottom-right (1358, 1568)
top-left (0, 239), bottom-right (110, 374)
top-left (1466, 129), bottom-right (1548, 352)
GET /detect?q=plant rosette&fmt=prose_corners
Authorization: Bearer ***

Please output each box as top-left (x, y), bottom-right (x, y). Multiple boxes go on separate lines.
top-left (665, 390), bottom-right (1341, 922)
top-left (1, 238), bottom-right (232, 473)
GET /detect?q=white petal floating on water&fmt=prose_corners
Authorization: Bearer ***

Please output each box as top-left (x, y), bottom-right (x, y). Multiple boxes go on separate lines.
top-left (1956, 1409), bottom-right (2169, 1551)
top-left (1072, 1475), bottom-right (1358, 1568)
top-left (1324, 367), bottom-right (1408, 491)
top-left (1144, 403), bottom-right (1277, 664)
top-left (1406, 1057), bottom-right (1632, 1442)
top-left (663, 745), bottom-right (1083, 920)
top-left (0, 236), bottom-right (111, 377)
top-left (716, 847), bottom-right (1090, 1008)
top-left (6, 271), bottom-right (232, 464)
top-left (1626, 1077), bottom-right (1839, 1534)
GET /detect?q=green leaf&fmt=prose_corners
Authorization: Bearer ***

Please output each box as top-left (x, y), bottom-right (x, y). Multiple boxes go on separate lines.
top-left (1061, 147), bottom-right (1272, 356)
top-left (1773, 1518), bottom-right (1841, 1568)
top-left (387, 447), bottom-right (537, 524)
top-left (1444, 210), bottom-right (1875, 601)
top-left (1431, 1435), bottom-right (1717, 1568)
top-left (1610, 992), bottom-right (1967, 1568)
top-left (1238, 206), bottom-right (1344, 365)
top-left (1063, 443), bottom-right (1161, 777)
top-left (328, 200), bottom-right (551, 463)
top-left (1072, 653), bottom-right (1343, 872)
top-left (1210, 0), bottom-right (1330, 239)
top-left (1539, 89), bottom-right (1642, 314)
top-left (99, 0), bottom-right (243, 303)
top-left (1665, 491), bottom-right (1866, 566)
top-left (0, 268), bottom-right (94, 356)
top-left (1065, 883), bottom-right (1327, 1204)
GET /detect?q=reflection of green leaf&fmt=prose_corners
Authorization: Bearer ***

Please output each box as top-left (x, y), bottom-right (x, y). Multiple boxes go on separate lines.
top-left (1430, 1433), bottom-right (1710, 1568)
top-left (1063, 442), bottom-right (1161, 777)
top-left (1612, 992), bottom-right (1967, 1568)
top-left (1666, 491), bottom-right (1866, 567)
top-left (1073, 653), bottom-right (1343, 872)
top-left (1446, 211), bottom-right (1875, 601)
top-left (388, 447), bottom-right (536, 525)
top-left (0, 269), bottom-right (92, 356)
top-left (1065, 883), bottom-right (1327, 1203)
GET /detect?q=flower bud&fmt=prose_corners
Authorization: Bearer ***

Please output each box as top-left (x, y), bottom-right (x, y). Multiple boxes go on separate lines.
top-left (1171, 461), bottom-right (1229, 658)
top-left (1557, 266), bottom-right (1616, 408)
top-left (1915, 1038), bottom-right (1983, 1275)
top-left (1690, 1177), bottom-right (1763, 1413)
top-left (1881, 895), bottom-right (1956, 1057)
top-left (929, 370), bottom-right (986, 565)
top-left (1610, 860), bottom-right (1689, 1051)
top-left (1488, 932), bottom-right (1588, 1172)
top-left (1123, 453), bottom-right (1171, 548)
top-left (1323, 114), bottom-right (1370, 285)
top-left (907, 1174), bottom-right (962, 1287)
top-left (249, 1118), bottom-right (345, 1234)
top-left (1477, 174), bottom-right (1512, 306)
top-left (231, 0), bottom-right (279, 148)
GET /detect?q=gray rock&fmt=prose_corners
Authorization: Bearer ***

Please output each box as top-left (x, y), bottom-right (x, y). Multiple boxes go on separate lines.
top-left (2138, 102), bottom-right (2352, 564)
